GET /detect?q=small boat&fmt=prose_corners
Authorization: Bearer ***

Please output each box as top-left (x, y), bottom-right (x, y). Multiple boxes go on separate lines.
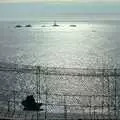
top-left (25, 24), bottom-right (32, 27)
top-left (53, 21), bottom-right (59, 27)
top-left (41, 25), bottom-right (46, 27)
top-left (15, 25), bottom-right (22, 28)
top-left (70, 25), bottom-right (76, 27)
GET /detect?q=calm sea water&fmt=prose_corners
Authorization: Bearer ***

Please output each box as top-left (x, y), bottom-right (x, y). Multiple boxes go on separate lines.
top-left (0, 20), bottom-right (120, 113)
top-left (0, 20), bottom-right (120, 68)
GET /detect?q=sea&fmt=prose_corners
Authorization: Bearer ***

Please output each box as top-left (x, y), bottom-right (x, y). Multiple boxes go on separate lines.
top-left (0, 20), bottom-right (120, 68)
top-left (0, 19), bottom-right (120, 116)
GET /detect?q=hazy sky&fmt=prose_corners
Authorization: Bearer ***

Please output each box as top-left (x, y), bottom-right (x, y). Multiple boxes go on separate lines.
top-left (0, 0), bottom-right (120, 3)
top-left (0, 0), bottom-right (120, 20)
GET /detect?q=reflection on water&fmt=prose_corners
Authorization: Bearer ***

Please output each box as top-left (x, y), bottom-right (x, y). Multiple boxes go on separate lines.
top-left (0, 21), bottom-right (120, 68)
top-left (0, 21), bottom-right (120, 115)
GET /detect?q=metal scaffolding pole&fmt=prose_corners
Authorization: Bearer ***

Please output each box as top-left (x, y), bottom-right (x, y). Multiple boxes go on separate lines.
top-left (7, 95), bottom-right (10, 112)
top-left (89, 96), bottom-right (92, 119)
top-left (114, 69), bottom-right (117, 119)
top-left (64, 95), bottom-right (67, 120)
top-left (36, 66), bottom-right (41, 120)
top-left (107, 76), bottom-right (110, 119)
top-left (101, 69), bottom-right (105, 119)
top-left (13, 90), bottom-right (16, 113)
top-left (45, 68), bottom-right (48, 120)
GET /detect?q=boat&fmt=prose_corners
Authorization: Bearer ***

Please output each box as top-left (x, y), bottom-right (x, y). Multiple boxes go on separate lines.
top-left (70, 25), bottom-right (76, 27)
top-left (15, 25), bottom-right (22, 28)
top-left (53, 21), bottom-right (59, 27)
top-left (41, 25), bottom-right (46, 27)
top-left (25, 24), bottom-right (32, 27)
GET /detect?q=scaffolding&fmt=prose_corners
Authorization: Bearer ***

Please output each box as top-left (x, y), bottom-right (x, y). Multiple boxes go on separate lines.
top-left (0, 63), bottom-right (120, 119)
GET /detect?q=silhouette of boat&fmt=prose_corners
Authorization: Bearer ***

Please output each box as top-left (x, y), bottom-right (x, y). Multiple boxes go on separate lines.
top-left (25, 24), bottom-right (32, 27)
top-left (53, 21), bottom-right (59, 27)
top-left (41, 25), bottom-right (46, 27)
top-left (15, 25), bottom-right (22, 28)
top-left (70, 25), bottom-right (76, 27)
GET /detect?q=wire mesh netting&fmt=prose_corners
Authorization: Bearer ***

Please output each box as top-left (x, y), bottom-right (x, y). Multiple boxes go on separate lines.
top-left (0, 62), bottom-right (120, 120)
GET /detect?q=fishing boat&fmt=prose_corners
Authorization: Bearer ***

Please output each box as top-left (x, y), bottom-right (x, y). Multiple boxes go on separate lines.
top-left (70, 25), bottom-right (76, 27)
top-left (25, 24), bottom-right (32, 27)
top-left (15, 25), bottom-right (22, 28)
top-left (41, 25), bottom-right (46, 27)
top-left (53, 21), bottom-right (59, 27)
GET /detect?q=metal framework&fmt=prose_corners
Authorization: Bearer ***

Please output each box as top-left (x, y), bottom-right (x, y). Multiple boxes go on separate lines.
top-left (0, 63), bottom-right (120, 120)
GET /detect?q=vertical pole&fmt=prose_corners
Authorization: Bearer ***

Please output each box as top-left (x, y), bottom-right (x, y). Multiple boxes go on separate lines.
top-left (94, 106), bottom-right (96, 120)
top-left (64, 95), bottom-right (67, 120)
top-left (38, 66), bottom-right (41, 119)
top-left (36, 67), bottom-right (38, 120)
top-left (89, 96), bottom-right (92, 119)
top-left (99, 96), bottom-right (101, 120)
top-left (45, 68), bottom-right (48, 120)
top-left (7, 95), bottom-right (10, 112)
top-left (36, 66), bottom-right (40, 120)
top-left (36, 66), bottom-right (38, 102)
top-left (114, 69), bottom-right (117, 119)
top-left (107, 76), bottom-right (110, 119)
top-left (102, 69), bottom-right (105, 119)
top-left (102, 95), bottom-right (104, 119)
top-left (36, 66), bottom-right (41, 101)
top-left (38, 66), bottom-right (41, 101)
top-left (93, 95), bottom-right (96, 120)
top-left (45, 90), bottom-right (48, 120)
top-left (13, 90), bottom-right (16, 112)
